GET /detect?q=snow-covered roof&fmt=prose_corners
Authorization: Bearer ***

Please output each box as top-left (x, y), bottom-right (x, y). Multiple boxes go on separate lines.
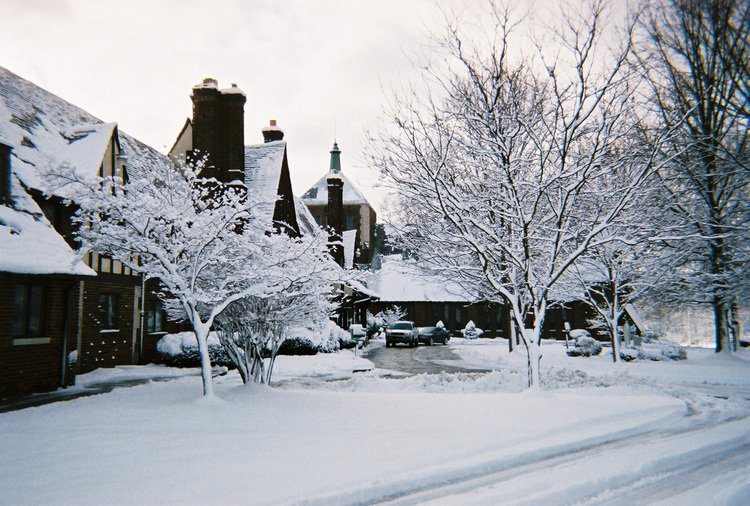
top-left (294, 195), bottom-right (319, 236)
top-left (244, 141), bottom-right (286, 224)
top-left (0, 178), bottom-right (94, 276)
top-left (0, 66), bottom-right (167, 276)
top-left (369, 254), bottom-right (475, 302)
top-left (301, 171), bottom-right (370, 206)
top-left (0, 66), bottom-right (171, 189)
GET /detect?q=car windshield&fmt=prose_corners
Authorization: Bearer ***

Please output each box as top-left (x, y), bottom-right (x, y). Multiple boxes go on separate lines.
top-left (420, 327), bottom-right (436, 332)
top-left (391, 322), bottom-right (412, 330)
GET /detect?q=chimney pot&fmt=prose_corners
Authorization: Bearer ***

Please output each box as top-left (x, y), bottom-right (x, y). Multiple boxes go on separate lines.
top-left (262, 120), bottom-right (284, 143)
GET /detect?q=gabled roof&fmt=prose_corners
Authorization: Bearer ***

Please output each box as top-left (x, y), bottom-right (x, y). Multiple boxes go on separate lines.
top-left (0, 66), bottom-right (166, 276)
top-left (244, 140), bottom-right (287, 225)
top-left (0, 66), bottom-right (170, 190)
top-left (293, 195), bottom-right (319, 237)
top-left (301, 170), bottom-right (370, 206)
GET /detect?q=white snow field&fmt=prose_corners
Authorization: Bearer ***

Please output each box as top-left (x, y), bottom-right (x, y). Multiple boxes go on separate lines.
top-left (1, 341), bottom-right (748, 505)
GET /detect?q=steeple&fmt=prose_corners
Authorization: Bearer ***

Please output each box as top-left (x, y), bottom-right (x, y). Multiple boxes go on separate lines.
top-left (329, 141), bottom-right (341, 174)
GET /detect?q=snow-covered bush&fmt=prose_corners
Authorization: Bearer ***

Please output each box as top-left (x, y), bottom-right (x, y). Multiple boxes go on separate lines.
top-left (462, 320), bottom-right (484, 339)
top-left (436, 320), bottom-right (445, 329)
top-left (156, 332), bottom-right (233, 368)
top-left (618, 339), bottom-right (686, 361)
top-left (569, 329), bottom-right (591, 340)
top-left (567, 335), bottom-right (603, 357)
top-left (619, 347), bottom-right (640, 362)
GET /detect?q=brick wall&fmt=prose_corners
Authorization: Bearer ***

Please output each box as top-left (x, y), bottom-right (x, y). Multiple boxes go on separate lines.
top-left (0, 273), bottom-right (79, 397)
top-left (76, 275), bottom-right (139, 373)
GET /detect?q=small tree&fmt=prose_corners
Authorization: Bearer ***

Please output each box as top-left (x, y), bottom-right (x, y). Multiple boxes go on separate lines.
top-left (46, 158), bottom-right (301, 397)
top-left (376, 305), bottom-right (408, 327)
top-left (214, 231), bottom-right (341, 385)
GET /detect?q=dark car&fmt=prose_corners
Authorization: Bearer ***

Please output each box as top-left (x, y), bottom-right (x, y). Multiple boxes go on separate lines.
top-left (385, 321), bottom-right (419, 347)
top-left (417, 326), bottom-right (451, 345)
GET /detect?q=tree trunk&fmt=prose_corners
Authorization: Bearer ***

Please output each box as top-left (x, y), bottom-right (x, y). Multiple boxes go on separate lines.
top-left (713, 297), bottom-right (731, 353)
top-left (193, 324), bottom-right (215, 397)
top-left (526, 335), bottom-right (542, 389)
top-left (610, 322), bottom-right (621, 363)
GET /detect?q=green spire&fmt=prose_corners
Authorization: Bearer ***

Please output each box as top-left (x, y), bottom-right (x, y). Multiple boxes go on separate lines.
top-left (329, 141), bottom-right (341, 173)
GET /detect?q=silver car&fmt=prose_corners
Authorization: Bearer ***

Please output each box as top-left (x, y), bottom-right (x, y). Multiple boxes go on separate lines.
top-left (385, 321), bottom-right (419, 347)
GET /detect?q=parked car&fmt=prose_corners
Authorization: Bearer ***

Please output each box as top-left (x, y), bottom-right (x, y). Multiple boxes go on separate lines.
top-left (417, 326), bottom-right (451, 345)
top-left (385, 321), bottom-right (419, 347)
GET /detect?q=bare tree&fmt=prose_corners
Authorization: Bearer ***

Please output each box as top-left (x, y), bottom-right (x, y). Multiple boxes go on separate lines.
top-left (635, 0), bottom-right (750, 352)
top-left (371, 1), bottom-right (673, 387)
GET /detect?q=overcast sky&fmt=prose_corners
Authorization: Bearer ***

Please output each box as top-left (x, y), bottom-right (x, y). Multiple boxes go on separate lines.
top-left (1, 0), bottom-right (451, 213)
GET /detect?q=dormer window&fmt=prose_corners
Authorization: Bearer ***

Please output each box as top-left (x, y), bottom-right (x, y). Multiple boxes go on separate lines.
top-left (0, 143), bottom-right (11, 205)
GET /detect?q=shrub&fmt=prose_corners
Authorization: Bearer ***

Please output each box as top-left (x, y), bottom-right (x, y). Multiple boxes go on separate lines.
top-left (462, 320), bottom-right (484, 339)
top-left (277, 336), bottom-right (319, 356)
top-left (567, 335), bottom-right (603, 357)
top-left (156, 332), bottom-right (234, 368)
top-left (618, 340), bottom-right (687, 362)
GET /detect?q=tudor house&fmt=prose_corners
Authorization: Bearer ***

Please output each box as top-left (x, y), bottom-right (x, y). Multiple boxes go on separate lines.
top-left (0, 66), bottom-right (175, 396)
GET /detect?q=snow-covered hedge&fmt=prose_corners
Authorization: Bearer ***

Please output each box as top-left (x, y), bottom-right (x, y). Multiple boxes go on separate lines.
top-left (619, 340), bottom-right (687, 361)
top-left (284, 321), bottom-right (350, 354)
top-left (157, 321), bottom-right (352, 366)
top-left (156, 332), bottom-right (234, 368)
top-left (566, 331), bottom-right (603, 357)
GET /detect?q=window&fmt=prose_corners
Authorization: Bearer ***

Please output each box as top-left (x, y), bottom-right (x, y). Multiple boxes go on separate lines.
top-left (345, 214), bottom-right (354, 230)
top-left (146, 300), bottom-right (164, 334)
top-left (455, 306), bottom-right (462, 327)
top-left (12, 284), bottom-right (46, 337)
top-left (98, 293), bottom-right (118, 329)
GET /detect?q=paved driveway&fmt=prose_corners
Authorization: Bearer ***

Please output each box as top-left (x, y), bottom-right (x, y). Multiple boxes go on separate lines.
top-left (366, 341), bottom-right (491, 375)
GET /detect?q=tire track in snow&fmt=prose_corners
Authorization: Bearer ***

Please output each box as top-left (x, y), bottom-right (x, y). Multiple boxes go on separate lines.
top-left (293, 404), bottom-right (749, 506)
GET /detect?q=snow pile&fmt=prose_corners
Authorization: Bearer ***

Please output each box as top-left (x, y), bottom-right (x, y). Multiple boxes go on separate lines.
top-left (462, 320), bottom-right (484, 339)
top-left (292, 369), bottom-right (526, 394)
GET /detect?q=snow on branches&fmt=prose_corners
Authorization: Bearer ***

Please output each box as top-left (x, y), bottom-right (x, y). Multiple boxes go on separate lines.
top-left (44, 158), bottom-right (344, 396)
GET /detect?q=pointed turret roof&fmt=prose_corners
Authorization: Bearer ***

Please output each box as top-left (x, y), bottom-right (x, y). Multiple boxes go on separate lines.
top-left (301, 141), bottom-right (369, 205)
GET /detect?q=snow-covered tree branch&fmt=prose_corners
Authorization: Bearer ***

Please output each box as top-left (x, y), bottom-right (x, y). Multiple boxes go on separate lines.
top-left (370, 0), bottom-right (675, 387)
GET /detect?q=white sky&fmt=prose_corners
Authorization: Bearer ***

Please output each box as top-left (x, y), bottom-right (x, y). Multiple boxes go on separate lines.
top-left (0, 0), bottom-right (448, 214)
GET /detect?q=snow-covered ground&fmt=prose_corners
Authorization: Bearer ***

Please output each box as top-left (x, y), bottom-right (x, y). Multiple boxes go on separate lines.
top-left (1, 342), bottom-right (749, 505)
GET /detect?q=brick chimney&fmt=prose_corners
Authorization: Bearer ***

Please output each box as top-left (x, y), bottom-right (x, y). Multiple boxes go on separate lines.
top-left (262, 119), bottom-right (284, 143)
top-left (327, 174), bottom-right (344, 266)
top-left (190, 78), bottom-right (246, 183)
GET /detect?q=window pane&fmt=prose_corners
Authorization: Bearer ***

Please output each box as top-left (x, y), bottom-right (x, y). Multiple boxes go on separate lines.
top-left (28, 285), bottom-right (44, 337)
top-left (146, 309), bottom-right (154, 333)
top-left (12, 285), bottom-right (26, 336)
top-left (154, 308), bottom-right (162, 332)
top-left (99, 293), bottom-right (118, 329)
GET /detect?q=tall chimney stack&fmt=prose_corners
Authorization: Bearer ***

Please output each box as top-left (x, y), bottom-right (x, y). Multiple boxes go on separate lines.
top-left (327, 174), bottom-right (344, 266)
top-left (190, 78), bottom-right (246, 183)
